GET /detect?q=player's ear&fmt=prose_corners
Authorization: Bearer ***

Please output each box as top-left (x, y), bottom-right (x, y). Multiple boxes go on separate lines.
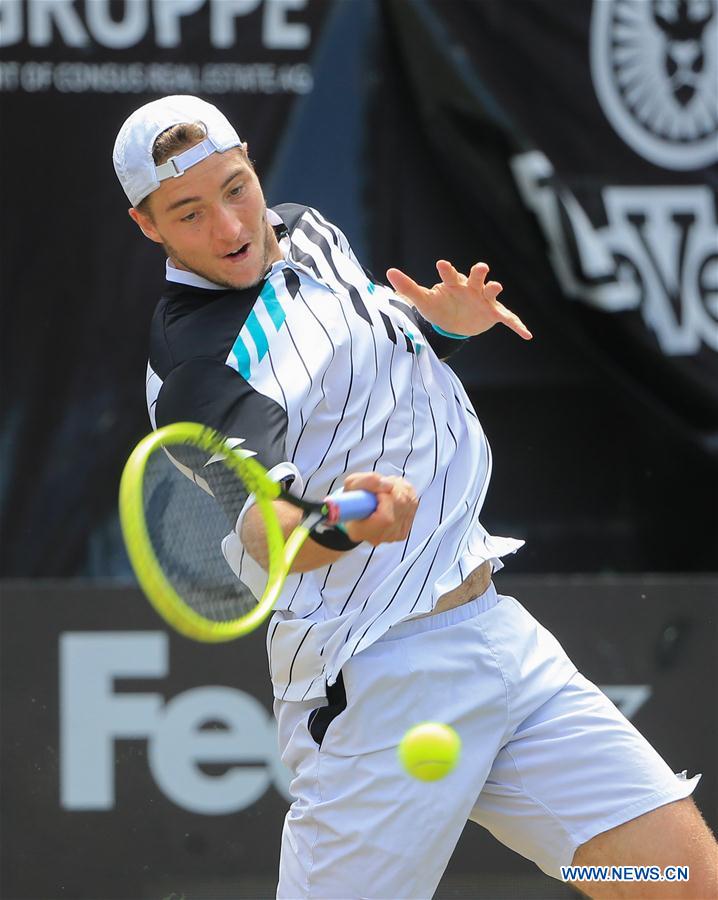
top-left (240, 142), bottom-right (256, 171)
top-left (128, 206), bottom-right (162, 244)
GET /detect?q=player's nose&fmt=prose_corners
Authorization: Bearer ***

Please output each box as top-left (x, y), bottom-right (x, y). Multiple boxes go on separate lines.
top-left (212, 204), bottom-right (244, 249)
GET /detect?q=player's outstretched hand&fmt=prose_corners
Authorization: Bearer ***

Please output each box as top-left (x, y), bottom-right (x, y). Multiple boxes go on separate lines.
top-left (386, 260), bottom-right (532, 341)
top-left (341, 472), bottom-right (418, 546)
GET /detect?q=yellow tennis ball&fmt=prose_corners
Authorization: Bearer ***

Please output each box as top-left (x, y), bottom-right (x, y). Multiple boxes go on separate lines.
top-left (398, 722), bottom-right (461, 781)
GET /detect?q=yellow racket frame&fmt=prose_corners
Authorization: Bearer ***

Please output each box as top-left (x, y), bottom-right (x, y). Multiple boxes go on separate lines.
top-left (119, 422), bottom-right (312, 641)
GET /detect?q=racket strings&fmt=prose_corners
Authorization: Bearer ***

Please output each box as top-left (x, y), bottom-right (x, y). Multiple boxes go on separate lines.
top-left (142, 445), bottom-right (267, 623)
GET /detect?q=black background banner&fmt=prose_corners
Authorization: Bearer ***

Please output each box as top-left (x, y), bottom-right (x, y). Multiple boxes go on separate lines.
top-left (375, 0), bottom-right (718, 433)
top-left (367, 0), bottom-right (718, 571)
top-left (1, 0), bottom-right (716, 575)
top-left (2, 578), bottom-right (715, 900)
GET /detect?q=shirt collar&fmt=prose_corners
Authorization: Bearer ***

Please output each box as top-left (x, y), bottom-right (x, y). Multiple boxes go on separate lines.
top-left (267, 208), bottom-right (284, 229)
top-left (165, 259), bottom-right (227, 290)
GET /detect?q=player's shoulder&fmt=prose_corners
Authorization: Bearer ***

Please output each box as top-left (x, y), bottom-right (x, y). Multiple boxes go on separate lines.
top-left (271, 202), bottom-right (313, 233)
top-left (271, 203), bottom-right (348, 245)
top-left (149, 282), bottom-right (260, 379)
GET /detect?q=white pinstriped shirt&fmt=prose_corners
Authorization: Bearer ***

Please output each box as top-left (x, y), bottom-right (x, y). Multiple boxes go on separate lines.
top-left (147, 205), bottom-right (523, 702)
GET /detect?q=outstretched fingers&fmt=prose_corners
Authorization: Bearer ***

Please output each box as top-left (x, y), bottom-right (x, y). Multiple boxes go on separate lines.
top-left (436, 259), bottom-right (463, 287)
top-left (495, 301), bottom-right (533, 340)
top-left (387, 259), bottom-right (532, 340)
top-left (386, 267), bottom-right (427, 304)
top-left (468, 262), bottom-right (490, 291)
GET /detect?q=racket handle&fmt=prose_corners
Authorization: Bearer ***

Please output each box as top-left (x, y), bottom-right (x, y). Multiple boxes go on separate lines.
top-left (326, 490), bottom-right (378, 523)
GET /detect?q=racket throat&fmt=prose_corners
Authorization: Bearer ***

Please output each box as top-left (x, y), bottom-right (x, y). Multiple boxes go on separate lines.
top-left (283, 510), bottom-right (324, 572)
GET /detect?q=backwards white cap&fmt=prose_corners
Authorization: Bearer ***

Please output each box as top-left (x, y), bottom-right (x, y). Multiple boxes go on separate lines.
top-left (113, 95), bottom-right (242, 207)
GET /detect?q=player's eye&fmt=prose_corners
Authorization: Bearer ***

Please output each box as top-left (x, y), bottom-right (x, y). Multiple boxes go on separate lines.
top-left (229, 185), bottom-right (243, 197)
top-left (181, 211), bottom-right (197, 222)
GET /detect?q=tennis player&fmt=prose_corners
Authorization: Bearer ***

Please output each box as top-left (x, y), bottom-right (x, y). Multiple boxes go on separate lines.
top-left (114, 96), bottom-right (717, 899)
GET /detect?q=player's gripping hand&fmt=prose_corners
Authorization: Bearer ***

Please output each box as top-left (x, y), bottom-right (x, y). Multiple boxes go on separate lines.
top-left (386, 260), bottom-right (532, 341)
top-left (341, 472), bottom-right (418, 546)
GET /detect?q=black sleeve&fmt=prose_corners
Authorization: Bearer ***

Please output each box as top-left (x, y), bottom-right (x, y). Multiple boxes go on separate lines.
top-left (155, 357), bottom-right (291, 524)
top-left (155, 356), bottom-right (289, 471)
top-left (412, 310), bottom-right (470, 360)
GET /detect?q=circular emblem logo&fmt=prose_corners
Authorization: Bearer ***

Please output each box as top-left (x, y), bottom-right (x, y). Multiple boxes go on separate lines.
top-left (591, 0), bottom-right (718, 170)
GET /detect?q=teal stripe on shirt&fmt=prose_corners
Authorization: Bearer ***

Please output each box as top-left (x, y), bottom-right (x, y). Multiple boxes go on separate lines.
top-left (260, 279), bottom-right (286, 330)
top-left (245, 309), bottom-right (269, 361)
top-left (228, 276), bottom-right (288, 378)
top-left (231, 336), bottom-right (251, 379)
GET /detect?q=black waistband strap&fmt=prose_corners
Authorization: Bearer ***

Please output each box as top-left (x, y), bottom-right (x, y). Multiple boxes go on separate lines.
top-left (307, 671), bottom-right (347, 747)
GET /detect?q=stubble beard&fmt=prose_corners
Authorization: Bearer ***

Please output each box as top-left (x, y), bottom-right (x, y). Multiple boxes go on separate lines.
top-left (162, 209), bottom-right (277, 291)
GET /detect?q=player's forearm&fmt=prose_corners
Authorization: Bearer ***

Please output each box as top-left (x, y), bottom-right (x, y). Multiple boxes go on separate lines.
top-left (241, 501), bottom-right (346, 573)
top-left (240, 473), bottom-right (417, 573)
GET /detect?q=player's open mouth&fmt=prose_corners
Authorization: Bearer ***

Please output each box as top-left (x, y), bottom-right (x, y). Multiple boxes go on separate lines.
top-left (226, 243), bottom-right (250, 259)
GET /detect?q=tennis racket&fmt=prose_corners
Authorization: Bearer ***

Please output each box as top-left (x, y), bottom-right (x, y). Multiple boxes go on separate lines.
top-left (119, 421), bottom-right (377, 641)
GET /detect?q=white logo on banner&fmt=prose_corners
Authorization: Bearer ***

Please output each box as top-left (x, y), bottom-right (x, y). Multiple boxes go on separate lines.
top-left (58, 630), bottom-right (655, 816)
top-left (512, 151), bottom-right (718, 355)
top-left (590, 0), bottom-right (718, 170)
top-left (59, 632), bottom-right (292, 815)
top-left (0, 0), bottom-right (315, 94)
top-left (0, 0), bottom-right (311, 50)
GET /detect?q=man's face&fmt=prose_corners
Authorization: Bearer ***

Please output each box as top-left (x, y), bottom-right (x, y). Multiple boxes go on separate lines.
top-left (129, 146), bottom-right (282, 290)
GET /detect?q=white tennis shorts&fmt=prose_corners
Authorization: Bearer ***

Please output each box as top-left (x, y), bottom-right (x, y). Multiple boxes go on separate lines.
top-left (274, 584), bottom-right (700, 899)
